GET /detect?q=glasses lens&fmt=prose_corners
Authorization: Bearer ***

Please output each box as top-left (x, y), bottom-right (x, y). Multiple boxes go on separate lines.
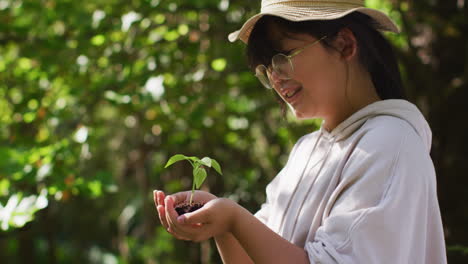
top-left (272, 54), bottom-right (292, 79)
top-left (255, 65), bottom-right (272, 89)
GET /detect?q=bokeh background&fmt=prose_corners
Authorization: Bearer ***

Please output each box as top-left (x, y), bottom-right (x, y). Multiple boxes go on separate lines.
top-left (1, 0), bottom-right (467, 263)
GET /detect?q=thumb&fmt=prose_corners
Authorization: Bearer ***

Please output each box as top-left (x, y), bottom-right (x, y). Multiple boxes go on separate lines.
top-left (177, 208), bottom-right (208, 225)
top-left (168, 192), bottom-right (191, 204)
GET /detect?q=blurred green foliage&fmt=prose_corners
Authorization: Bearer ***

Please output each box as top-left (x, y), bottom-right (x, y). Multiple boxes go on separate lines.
top-left (0, 0), bottom-right (313, 263)
top-left (0, 0), bottom-right (467, 263)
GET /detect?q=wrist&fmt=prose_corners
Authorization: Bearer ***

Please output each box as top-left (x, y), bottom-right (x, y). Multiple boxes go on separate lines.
top-left (214, 231), bottom-right (233, 241)
top-left (218, 198), bottom-right (242, 234)
top-left (226, 198), bottom-right (245, 237)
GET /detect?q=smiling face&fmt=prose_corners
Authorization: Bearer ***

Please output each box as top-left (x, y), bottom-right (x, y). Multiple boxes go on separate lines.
top-left (247, 15), bottom-right (402, 131)
top-left (266, 26), bottom-right (349, 120)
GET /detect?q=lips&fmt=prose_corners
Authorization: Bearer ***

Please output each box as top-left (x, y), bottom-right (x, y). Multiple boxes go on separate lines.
top-left (280, 86), bottom-right (303, 104)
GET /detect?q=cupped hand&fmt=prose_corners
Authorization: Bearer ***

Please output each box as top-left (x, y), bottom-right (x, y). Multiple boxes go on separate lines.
top-left (153, 190), bottom-right (217, 240)
top-left (164, 197), bottom-right (239, 242)
top-left (153, 190), bottom-right (169, 230)
top-left (167, 190), bottom-right (218, 206)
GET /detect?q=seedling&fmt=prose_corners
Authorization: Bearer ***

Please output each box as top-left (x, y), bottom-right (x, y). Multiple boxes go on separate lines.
top-left (164, 154), bottom-right (222, 206)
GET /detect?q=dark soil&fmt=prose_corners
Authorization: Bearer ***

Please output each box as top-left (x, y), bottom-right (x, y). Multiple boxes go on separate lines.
top-left (175, 202), bottom-right (204, 216)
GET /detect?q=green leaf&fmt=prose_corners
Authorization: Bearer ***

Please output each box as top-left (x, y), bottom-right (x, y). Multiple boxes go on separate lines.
top-left (210, 159), bottom-right (223, 175)
top-left (200, 157), bottom-right (212, 167)
top-left (187, 156), bottom-right (200, 162)
top-left (193, 167), bottom-right (207, 189)
top-left (164, 154), bottom-right (188, 168)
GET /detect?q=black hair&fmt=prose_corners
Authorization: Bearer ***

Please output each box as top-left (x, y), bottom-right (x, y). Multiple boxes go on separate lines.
top-left (246, 13), bottom-right (406, 112)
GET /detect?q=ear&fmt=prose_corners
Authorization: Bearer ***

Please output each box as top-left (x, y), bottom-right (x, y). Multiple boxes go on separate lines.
top-left (333, 28), bottom-right (358, 61)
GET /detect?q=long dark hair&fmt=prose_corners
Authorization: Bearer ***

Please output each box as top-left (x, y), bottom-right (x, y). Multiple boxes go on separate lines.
top-left (246, 13), bottom-right (406, 111)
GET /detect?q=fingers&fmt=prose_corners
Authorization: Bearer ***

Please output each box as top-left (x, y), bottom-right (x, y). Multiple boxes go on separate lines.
top-left (157, 205), bottom-right (169, 229)
top-left (168, 192), bottom-right (191, 205)
top-left (154, 190), bottom-right (200, 241)
top-left (167, 227), bottom-right (191, 241)
top-left (155, 190), bottom-right (165, 207)
top-left (154, 190), bottom-right (168, 227)
top-left (178, 208), bottom-right (208, 225)
top-left (153, 190), bottom-right (159, 207)
top-left (155, 190), bottom-right (207, 241)
top-left (160, 197), bottom-right (190, 241)
top-left (165, 196), bottom-right (196, 238)
top-left (165, 196), bottom-right (183, 230)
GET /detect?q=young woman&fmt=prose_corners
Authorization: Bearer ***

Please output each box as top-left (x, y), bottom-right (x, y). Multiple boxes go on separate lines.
top-left (154, 1), bottom-right (447, 263)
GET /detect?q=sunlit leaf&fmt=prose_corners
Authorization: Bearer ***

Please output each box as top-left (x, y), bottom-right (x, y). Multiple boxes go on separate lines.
top-left (164, 154), bottom-right (189, 168)
top-left (193, 167), bottom-right (207, 189)
top-left (200, 157), bottom-right (212, 167)
top-left (210, 159), bottom-right (223, 175)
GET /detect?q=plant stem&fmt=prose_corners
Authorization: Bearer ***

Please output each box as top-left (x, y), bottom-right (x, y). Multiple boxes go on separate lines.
top-left (188, 159), bottom-right (196, 206)
top-left (190, 180), bottom-right (195, 206)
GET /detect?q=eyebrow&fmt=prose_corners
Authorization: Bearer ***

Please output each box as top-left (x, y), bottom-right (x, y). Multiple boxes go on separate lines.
top-left (282, 48), bottom-right (295, 55)
top-left (274, 39), bottom-right (294, 54)
top-left (277, 35), bottom-right (307, 54)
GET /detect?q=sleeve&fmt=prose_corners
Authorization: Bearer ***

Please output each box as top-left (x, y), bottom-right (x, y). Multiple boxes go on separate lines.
top-left (304, 124), bottom-right (444, 264)
top-left (254, 134), bottom-right (310, 225)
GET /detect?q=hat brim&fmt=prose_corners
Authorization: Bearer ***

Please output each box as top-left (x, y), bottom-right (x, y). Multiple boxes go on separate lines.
top-left (228, 7), bottom-right (400, 43)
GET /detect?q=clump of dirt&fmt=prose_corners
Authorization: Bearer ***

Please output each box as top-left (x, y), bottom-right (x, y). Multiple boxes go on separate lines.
top-left (175, 202), bottom-right (204, 216)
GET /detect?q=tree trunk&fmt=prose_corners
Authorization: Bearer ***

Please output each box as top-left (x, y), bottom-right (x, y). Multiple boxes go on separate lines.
top-left (18, 224), bottom-right (34, 264)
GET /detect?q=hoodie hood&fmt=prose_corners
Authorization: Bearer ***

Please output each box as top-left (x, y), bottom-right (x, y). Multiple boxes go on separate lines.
top-left (320, 99), bottom-right (432, 152)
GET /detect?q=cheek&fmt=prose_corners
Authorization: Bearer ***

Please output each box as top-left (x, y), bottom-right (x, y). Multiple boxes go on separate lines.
top-left (295, 56), bottom-right (342, 96)
top-left (295, 64), bottom-right (331, 95)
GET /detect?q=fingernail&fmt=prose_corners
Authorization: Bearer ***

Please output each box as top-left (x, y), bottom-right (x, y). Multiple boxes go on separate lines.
top-left (177, 215), bottom-right (185, 224)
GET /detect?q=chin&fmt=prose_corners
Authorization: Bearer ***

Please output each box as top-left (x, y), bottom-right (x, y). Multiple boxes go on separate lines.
top-left (287, 101), bottom-right (311, 118)
top-left (291, 107), bottom-right (317, 120)
top-left (293, 110), bottom-right (310, 120)
top-left (296, 115), bottom-right (312, 120)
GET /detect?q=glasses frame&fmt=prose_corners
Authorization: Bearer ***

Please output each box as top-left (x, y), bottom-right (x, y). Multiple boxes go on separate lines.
top-left (255, 35), bottom-right (327, 89)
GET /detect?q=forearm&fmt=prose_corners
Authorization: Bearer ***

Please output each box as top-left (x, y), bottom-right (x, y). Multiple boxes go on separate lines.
top-left (231, 204), bottom-right (310, 264)
top-left (214, 232), bottom-right (254, 264)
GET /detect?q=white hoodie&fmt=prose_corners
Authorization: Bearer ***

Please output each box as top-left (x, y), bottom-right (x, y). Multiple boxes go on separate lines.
top-left (255, 99), bottom-right (447, 264)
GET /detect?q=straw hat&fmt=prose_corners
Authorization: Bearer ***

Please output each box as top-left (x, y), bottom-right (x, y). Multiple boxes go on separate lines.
top-left (228, 0), bottom-right (399, 43)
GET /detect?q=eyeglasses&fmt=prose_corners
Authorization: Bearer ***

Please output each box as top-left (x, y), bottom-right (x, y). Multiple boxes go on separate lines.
top-left (255, 35), bottom-right (327, 89)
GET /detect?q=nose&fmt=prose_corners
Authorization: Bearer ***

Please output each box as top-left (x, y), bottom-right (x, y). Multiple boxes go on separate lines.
top-left (269, 70), bottom-right (285, 89)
